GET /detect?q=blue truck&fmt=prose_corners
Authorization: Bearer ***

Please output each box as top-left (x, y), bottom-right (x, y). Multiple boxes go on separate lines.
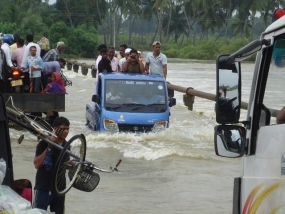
top-left (85, 73), bottom-right (176, 132)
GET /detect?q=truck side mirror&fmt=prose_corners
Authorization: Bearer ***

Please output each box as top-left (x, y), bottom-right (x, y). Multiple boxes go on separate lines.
top-left (216, 55), bottom-right (241, 124)
top-left (92, 95), bottom-right (100, 104)
top-left (169, 97), bottom-right (176, 107)
top-left (167, 83), bottom-right (174, 98)
top-left (214, 125), bottom-right (246, 158)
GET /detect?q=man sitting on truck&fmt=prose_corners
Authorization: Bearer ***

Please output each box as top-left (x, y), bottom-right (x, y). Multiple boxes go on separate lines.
top-left (122, 49), bottom-right (145, 74)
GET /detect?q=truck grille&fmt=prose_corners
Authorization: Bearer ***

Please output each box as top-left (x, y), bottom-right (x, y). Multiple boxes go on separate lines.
top-left (118, 124), bottom-right (153, 133)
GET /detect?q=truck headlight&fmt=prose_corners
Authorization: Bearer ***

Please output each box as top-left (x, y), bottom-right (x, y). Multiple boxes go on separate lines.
top-left (103, 119), bottom-right (119, 131)
top-left (153, 121), bottom-right (168, 132)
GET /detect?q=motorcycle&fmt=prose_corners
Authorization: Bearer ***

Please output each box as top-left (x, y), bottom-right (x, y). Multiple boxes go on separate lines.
top-left (8, 68), bottom-right (29, 93)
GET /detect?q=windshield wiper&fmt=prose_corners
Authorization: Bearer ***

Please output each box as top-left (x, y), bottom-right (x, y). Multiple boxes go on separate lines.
top-left (108, 103), bottom-right (145, 110)
top-left (131, 103), bottom-right (164, 110)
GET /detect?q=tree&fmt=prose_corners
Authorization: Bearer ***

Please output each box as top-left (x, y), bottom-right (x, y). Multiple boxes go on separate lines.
top-left (55, 0), bottom-right (107, 27)
top-left (49, 22), bottom-right (70, 47)
top-left (162, 4), bottom-right (187, 43)
top-left (152, 0), bottom-right (168, 43)
top-left (67, 24), bottom-right (98, 57)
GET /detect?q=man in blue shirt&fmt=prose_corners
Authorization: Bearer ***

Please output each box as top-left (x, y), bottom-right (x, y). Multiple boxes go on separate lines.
top-left (42, 58), bottom-right (66, 88)
top-left (22, 46), bottom-right (44, 93)
top-left (43, 58), bottom-right (66, 75)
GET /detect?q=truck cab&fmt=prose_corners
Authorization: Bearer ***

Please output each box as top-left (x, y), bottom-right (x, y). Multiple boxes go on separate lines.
top-left (214, 9), bottom-right (285, 213)
top-left (0, 93), bottom-right (48, 212)
top-left (85, 73), bottom-right (176, 132)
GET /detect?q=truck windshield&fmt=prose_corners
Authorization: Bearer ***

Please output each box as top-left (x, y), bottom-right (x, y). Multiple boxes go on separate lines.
top-left (104, 79), bottom-right (167, 112)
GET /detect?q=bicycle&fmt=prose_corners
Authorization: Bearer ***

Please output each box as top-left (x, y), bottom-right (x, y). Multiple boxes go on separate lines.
top-left (59, 69), bottom-right (72, 87)
top-left (5, 96), bottom-right (121, 196)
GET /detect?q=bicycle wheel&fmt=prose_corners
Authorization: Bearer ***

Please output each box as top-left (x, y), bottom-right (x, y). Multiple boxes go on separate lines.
top-left (52, 134), bottom-right (86, 196)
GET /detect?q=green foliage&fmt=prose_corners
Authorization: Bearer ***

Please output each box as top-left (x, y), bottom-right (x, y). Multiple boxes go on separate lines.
top-left (219, 38), bottom-right (250, 54)
top-left (21, 14), bottom-right (46, 36)
top-left (0, 23), bottom-right (17, 34)
top-left (49, 22), bottom-right (70, 47)
top-left (67, 25), bottom-right (98, 58)
top-left (161, 38), bottom-right (253, 60)
top-left (0, 0), bottom-right (277, 59)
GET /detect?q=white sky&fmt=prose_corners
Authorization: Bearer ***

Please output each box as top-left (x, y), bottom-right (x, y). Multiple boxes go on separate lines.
top-left (48, 0), bottom-right (56, 4)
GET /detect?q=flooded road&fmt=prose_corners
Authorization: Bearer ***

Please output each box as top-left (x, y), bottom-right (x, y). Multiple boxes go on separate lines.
top-left (10, 59), bottom-right (257, 213)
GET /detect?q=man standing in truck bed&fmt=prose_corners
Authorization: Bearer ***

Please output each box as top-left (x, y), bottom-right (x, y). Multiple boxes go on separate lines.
top-left (145, 41), bottom-right (167, 79)
top-left (1, 34), bottom-right (16, 93)
top-left (43, 42), bottom-right (65, 62)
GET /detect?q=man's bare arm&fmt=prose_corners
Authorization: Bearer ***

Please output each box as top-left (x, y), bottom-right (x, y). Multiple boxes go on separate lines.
top-left (163, 64), bottom-right (167, 79)
top-left (145, 62), bottom-right (150, 73)
top-left (34, 150), bottom-right (47, 169)
top-left (277, 106), bottom-right (285, 124)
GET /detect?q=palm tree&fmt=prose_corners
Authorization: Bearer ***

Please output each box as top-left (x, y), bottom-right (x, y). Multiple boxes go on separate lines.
top-left (152, 0), bottom-right (168, 43)
top-left (232, 0), bottom-right (267, 38)
top-left (162, 4), bottom-right (187, 43)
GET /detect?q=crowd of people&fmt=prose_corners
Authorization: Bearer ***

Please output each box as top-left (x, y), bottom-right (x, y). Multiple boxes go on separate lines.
top-left (93, 41), bottom-right (168, 97)
top-left (0, 33), bottom-right (66, 94)
top-left (94, 41), bottom-right (167, 78)
top-left (0, 33), bottom-right (168, 95)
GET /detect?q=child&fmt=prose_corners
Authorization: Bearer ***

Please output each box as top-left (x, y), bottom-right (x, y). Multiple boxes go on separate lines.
top-left (42, 72), bottom-right (65, 93)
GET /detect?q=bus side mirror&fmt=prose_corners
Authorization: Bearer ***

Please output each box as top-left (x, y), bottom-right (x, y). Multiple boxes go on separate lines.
top-left (216, 55), bottom-right (241, 124)
top-left (92, 95), bottom-right (100, 104)
top-left (214, 125), bottom-right (246, 158)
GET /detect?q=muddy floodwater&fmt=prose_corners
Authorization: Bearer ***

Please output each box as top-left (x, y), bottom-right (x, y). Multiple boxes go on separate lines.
top-left (9, 59), bottom-right (257, 213)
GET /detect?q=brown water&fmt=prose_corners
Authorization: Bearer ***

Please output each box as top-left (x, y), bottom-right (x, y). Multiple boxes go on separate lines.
top-left (9, 59), bottom-right (256, 214)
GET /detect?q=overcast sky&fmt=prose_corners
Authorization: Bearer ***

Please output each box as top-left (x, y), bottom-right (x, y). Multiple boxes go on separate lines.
top-left (48, 0), bottom-right (56, 4)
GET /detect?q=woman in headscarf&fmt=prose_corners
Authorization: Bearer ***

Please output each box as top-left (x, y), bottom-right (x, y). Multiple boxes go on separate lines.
top-left (42, 72), bottom-right (66, 93)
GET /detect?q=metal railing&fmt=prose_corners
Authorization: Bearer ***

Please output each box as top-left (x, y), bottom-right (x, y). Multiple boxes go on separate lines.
top-left (64, 59), bottom-right (279, 116)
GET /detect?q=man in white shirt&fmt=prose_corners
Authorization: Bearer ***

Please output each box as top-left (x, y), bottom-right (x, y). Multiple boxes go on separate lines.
top-left (1, 35), bottom-right (14, 69)
top-left (0, 34), bottom-right (15, 92)
top-left (106, 86), bottom-right (121, 101)
top-left (21, 34), bottom-right (41, 67)
top-left (145, 41), bottom-right (167, 78)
